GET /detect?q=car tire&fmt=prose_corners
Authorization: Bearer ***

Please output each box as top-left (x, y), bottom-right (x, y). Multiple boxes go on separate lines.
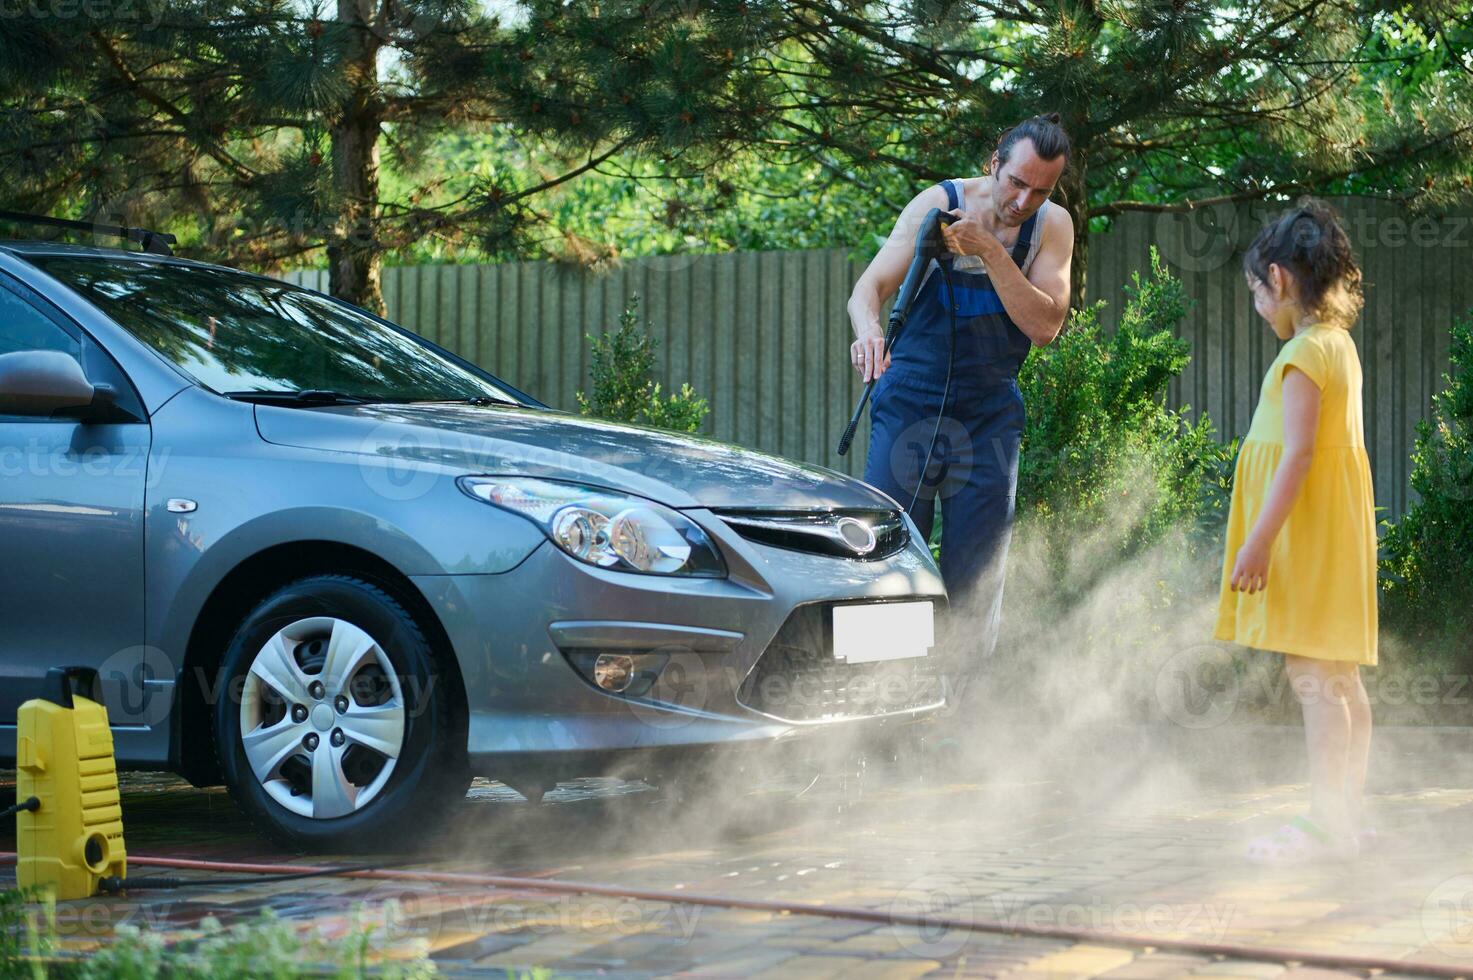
top-left (213, 574), bottom-right (468, 852)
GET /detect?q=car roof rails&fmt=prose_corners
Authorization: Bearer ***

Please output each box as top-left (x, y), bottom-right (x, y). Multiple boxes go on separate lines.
top-left (0, 210), bottom-right (177, 256)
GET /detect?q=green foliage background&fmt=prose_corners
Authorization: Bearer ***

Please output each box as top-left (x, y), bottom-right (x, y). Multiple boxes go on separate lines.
top-left (1379, 314), bottom-right (1473, 668)
top-left (1016, 249), bottom-right (1234, 571)
top-left (575, 295), bottom-right (711, 433)
top-left (925, 250), bottom-right (1232, 583)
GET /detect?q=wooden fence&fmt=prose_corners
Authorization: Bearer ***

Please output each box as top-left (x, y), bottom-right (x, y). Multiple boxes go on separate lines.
top-left (286, 198), bottom-right (1472, 520)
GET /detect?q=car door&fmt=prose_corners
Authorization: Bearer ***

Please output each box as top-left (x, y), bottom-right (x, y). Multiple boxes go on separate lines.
top-left (0, 272), bottom-right (152, 735)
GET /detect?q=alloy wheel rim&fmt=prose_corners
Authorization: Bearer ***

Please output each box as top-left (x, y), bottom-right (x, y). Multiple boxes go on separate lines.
top-left (239, 616), bottom-right (406, 819)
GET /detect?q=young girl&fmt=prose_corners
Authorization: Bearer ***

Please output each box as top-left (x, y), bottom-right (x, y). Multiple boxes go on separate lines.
top-left (1214, 198), bottom-right (1376, 864)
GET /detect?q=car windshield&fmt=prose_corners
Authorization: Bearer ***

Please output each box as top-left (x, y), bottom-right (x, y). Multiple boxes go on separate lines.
top-left (28, 255), bottom-right (519, 404)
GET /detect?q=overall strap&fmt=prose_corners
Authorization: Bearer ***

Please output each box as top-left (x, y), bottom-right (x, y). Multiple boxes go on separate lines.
top-left (1017, 200), bottom-right (1052, 276)
top-left (1010, 206), bottom-right (1040, 268)
top-left (943, 179), bottom-right (963, 212)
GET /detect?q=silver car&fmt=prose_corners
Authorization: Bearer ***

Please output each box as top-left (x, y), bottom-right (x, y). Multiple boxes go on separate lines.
top-left (0, 237), bottom-right (945, 849)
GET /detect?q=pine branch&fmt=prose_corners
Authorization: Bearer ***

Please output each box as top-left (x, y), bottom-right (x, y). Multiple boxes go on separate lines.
top-left (88, 31), bottom-right (259, 184)
top-left (1090, 120), bottom-right (1473, 216)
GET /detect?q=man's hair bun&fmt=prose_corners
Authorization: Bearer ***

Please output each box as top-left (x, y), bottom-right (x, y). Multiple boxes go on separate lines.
top-left (996, 112), bottom-right (1071, 166)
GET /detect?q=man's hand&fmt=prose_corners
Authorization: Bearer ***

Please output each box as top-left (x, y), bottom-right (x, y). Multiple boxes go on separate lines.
top-left (941, 208), bottom-right (1005, 263)
top-left (947, 201), bottom-right (1073, 346)
top-left (1229, 534), bottom-right (1272, 594)
top-left (851, 334), bottom-right (890, 381)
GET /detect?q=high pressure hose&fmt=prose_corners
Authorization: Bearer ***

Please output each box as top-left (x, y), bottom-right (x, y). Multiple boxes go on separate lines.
top-left (838, 208), bottom-right (958, 459)
top-left (907, 259), bottom-right (958, 517)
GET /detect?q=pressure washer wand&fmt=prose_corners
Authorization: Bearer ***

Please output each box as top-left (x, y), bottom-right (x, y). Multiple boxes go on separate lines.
top-left (837, 207), bottom-right (958, 456)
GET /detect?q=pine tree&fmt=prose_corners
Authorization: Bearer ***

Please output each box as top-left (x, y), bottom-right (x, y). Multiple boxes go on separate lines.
top-left (737, 0), bottom-right (1473, 304)
top-left (0, 1), bottom-right (783, 311)
top-left (4, 2), bottom-right (1470, 311)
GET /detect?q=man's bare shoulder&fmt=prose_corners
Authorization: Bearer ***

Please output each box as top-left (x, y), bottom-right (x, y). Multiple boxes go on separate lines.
top-left (881, 182), bottom-right (957, 248)
top-left (1041, 199), bottom-right (1075, 242)
top-left (904, 181), bottom-right (953, 214)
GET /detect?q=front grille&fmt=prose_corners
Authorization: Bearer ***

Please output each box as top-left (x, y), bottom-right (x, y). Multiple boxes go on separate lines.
top-left (713, 508), bottom-right (908, 561)
top-left (737, 602), bottom-right (944, 722)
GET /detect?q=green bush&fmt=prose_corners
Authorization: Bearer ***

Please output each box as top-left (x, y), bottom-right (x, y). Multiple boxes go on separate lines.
top-left (930, 249), bottom-right (1236, 723)
top-left (1, 890), bottom-right (437, 978)
top-left (575, 295), bottom-right (711, 433)
top-left (1013, 247), bottom-right (1233, 593)
top-left (1379, 312), bottom-right (1473, 667)
top-left (1, 887), bottom-right (52, 979)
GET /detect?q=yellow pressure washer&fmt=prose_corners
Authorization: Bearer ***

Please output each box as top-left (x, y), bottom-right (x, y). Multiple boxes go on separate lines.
top-left (12, 667), bottom-right (127, 900)
top-left (6, 670), bottom-right (407, 899)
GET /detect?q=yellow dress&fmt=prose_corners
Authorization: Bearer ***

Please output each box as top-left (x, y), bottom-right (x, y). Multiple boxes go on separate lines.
top-left (1214, 323), bottom-right (1378, 665)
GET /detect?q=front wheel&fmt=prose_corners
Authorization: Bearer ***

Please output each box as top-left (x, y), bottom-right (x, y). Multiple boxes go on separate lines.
top-left (214, 575), bottom-right (467, 851)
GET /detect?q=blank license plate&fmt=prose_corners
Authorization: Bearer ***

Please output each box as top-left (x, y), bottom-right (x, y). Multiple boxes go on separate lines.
top-left (832, 601), bottom-right (934, 664)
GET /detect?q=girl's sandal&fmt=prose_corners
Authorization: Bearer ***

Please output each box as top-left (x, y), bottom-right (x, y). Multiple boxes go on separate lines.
top-left (1245, 815), bottom-right (1359, 866)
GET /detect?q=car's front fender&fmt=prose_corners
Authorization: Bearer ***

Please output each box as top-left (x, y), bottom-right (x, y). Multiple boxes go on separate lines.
top-left (145, 387), bottom-right (545, 686)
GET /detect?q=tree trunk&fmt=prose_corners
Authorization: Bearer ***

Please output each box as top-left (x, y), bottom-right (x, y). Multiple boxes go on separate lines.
top-left (1059, 148), bottom-right (1089, 313)
top-left (328, 0), bottom-right (384, 314)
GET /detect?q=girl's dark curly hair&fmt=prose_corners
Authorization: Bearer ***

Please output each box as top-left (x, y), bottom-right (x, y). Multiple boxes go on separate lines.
top-left (1243, 198), bottom-right (1364, 328)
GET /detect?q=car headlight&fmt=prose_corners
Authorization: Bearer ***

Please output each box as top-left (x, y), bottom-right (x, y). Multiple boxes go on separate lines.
top-left (457, 476), bottom-right (726, 577)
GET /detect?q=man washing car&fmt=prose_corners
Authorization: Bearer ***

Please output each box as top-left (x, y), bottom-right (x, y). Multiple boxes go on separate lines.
top-left (847, 113), bottom-right (1075, 691)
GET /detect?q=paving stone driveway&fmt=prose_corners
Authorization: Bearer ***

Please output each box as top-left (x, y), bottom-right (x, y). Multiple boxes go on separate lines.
top-left (4, 723), bottom-right (1472, 978)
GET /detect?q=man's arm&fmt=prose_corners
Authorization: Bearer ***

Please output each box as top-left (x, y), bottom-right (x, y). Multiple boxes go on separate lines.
top-left (942, 202), bottom-right (1073, 346)
top-left (847, 184), bottom-right (951, 381)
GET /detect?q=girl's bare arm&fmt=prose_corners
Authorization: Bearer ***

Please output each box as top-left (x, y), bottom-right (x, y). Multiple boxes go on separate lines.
top-left (1231, 366), bottom-right (1322, 592)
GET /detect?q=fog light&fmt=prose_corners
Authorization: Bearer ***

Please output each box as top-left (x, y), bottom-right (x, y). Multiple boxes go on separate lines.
top-left (593, 653), bottom-right (636, 692)
top-left (565, 649), bottom-right (672, 698)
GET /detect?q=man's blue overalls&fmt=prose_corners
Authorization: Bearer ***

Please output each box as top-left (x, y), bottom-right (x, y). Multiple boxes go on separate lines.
top-left (863, 178), bottom-right (1046, 664)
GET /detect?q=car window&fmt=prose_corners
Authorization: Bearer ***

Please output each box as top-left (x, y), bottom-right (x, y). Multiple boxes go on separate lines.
top-left (0, 278), bottom-right (87, 424)
top-left (28, 256), bottom-right (520, 405)
top-left (0, 279), bottom-right (82, 360)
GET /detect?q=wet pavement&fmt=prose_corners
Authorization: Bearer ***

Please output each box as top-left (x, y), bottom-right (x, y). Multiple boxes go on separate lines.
top-left (5, 722), bottom-right (1473, 978)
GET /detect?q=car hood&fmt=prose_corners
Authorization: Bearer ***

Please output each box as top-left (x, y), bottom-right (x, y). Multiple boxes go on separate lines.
top-left (254, 402), bottom-right (898, 511)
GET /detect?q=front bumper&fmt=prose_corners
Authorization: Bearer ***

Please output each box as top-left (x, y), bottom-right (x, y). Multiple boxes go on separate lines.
top-left (411, 506), bottom-right (947, 777)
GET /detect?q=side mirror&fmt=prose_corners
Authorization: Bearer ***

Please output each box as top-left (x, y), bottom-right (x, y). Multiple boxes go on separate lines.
top-left (0, 350), bottom-right (97, 417)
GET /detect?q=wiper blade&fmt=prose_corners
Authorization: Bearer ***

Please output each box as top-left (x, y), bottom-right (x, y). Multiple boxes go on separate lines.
top-left (403, 395), bottom-right (522, 407)
top-left (222, 389), bottom-right (382, 406)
